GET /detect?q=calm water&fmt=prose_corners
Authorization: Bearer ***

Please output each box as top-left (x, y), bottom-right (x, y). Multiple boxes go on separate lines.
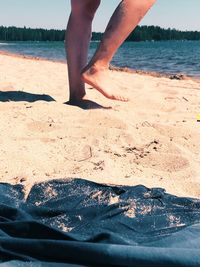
top-left (0, 40), bottom-right (200, 77)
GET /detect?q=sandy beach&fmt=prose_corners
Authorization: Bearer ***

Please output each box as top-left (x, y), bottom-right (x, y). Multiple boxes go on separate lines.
top-left (0, 53), bottom-right (200, 198)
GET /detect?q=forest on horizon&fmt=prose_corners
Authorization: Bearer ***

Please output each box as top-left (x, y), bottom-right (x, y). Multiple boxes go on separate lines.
top-left (0, 25), bottom-right (200, 42)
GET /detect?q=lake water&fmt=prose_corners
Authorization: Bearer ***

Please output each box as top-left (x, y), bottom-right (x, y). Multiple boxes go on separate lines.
top-left (0, 40), bottom-right (200, 77)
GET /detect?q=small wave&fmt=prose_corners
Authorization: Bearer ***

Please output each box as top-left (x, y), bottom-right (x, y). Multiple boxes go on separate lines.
top-left (0, 43), bottom-right (12, 46)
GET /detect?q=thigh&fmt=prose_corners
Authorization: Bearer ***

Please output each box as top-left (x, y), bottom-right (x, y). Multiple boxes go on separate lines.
top-left (71, 0), bottom-right (101, 13)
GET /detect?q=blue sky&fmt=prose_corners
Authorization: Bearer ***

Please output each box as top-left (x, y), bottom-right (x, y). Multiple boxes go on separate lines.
top-left (0, 0), bottom-right (200, 32)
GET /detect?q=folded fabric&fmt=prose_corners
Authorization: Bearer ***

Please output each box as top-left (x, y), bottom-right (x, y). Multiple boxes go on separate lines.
top-left (0, 178), bottom-right (200, 266)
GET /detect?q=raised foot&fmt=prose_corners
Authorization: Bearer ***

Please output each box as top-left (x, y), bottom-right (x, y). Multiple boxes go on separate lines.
top-left (81, 66), bottom-right (129, 102)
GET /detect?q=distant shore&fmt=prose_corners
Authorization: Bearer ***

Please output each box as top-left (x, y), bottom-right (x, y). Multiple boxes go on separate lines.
top-left (1, 25), bottom-right (200, 42)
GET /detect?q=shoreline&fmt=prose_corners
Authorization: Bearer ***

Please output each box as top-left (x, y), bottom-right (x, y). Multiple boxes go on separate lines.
top-left (0, 50), bottom-right (199, 82)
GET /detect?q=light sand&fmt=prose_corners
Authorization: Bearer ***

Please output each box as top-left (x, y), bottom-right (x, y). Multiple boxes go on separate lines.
top-left (0, 53), bottom-right (200, 198)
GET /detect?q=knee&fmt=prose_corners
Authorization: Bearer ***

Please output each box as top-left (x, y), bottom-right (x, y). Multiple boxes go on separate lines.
top-left (71, 0), bottom-right (100, 21)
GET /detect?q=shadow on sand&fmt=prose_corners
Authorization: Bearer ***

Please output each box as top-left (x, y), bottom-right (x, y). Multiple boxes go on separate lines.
top-left (0, 90), bottom-right (55, 102)
top-left (65, 99), bottom-right (112, 110)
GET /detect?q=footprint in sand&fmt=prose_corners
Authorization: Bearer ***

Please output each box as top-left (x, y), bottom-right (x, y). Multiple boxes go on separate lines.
top-left (78, 113), bottom-right (127, 130)
top-left (154, 123), bottom-right (197, 137)
top-left (126, 140), bottom-right (189, 172)
top-left (136, 153), bottom-right (189, 172)
top-left (27, 121), bottom-right (60, 133)
top-left (152, 123), bottom-right (200, 154)
top-left (65, 144), bottom-right (92, 162)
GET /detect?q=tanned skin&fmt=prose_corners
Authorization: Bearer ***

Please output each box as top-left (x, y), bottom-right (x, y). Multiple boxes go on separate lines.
top-left (66, 0), bottom-right (156, 102)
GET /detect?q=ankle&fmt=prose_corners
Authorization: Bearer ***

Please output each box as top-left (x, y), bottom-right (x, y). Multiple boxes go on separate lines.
top-left (69, 90), bottom-right (86, 102)
top-left (92, 62), bottom-right (109, 71)
top-left (82, 62), bottom-right (109, 75)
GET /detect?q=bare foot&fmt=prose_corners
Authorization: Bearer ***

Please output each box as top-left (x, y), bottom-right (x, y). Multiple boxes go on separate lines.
top-left (81, 65), bottom-right (129, 102)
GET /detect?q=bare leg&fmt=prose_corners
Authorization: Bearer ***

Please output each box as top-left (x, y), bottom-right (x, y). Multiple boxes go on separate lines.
top-left (66, 0), bottom-right (100, 102)
top-left (82, 0), bottom-right (156, 101)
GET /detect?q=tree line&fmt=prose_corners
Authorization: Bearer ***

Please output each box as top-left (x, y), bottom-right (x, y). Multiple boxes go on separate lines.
top-left (0, 25), bottom-right (200, 42)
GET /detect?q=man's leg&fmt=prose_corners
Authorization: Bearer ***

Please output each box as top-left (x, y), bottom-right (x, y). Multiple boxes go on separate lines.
top-left (66, 0), bottom-right (100, 102)
top-left (82, 0), bottom-right (156, 101)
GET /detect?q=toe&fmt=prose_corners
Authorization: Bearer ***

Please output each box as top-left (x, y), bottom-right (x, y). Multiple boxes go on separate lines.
top-left (116, 95), bottom-right (129, 102)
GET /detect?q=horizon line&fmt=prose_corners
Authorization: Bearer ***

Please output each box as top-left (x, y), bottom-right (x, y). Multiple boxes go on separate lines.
top-left (1, 25), bottom-right (200, 33)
